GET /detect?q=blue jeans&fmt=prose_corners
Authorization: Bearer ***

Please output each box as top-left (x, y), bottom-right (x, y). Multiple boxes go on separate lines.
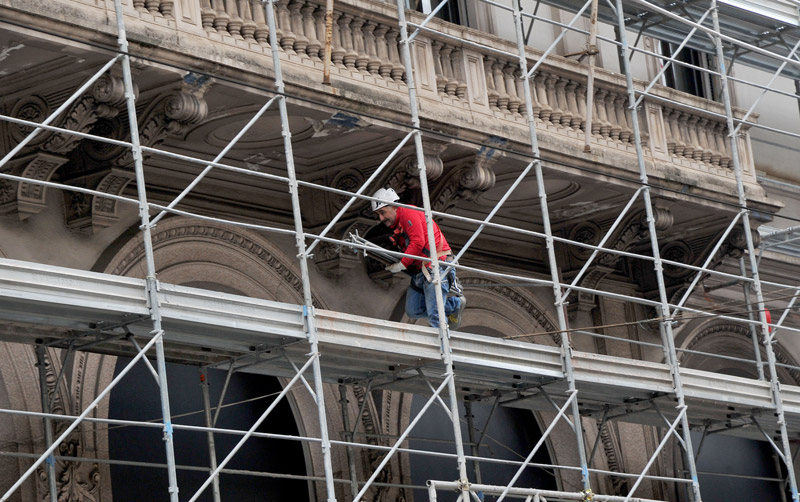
top-left (405, 266), bottom-right (461, 328)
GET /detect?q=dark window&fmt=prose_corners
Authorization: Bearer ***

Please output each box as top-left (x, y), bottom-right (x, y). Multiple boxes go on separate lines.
top-left (660, 41), bottom-right (717, 100)
top-left (413, 0), bottom-right (463, 26)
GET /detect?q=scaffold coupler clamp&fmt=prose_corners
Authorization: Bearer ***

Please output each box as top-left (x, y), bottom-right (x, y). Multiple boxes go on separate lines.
top-left (581, 488), bottom-right (593, 501)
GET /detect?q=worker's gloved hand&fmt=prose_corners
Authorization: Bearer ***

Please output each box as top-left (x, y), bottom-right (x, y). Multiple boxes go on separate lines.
top-left (385, 262), bottom-right (406, 274)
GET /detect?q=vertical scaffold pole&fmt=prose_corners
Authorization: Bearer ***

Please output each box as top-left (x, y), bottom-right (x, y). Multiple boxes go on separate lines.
top-left (709, 1), bottom-right (799, 500)
top-left (199, 367), bottom-right (222, 502)
top-left (263, 2), bottom-right (337, 500)
top-left (612, 1), bottom-right (702, 500)
top-left (394, 2), bottom-right (471, 500)
top-left (511, 1), bottom-right (593, 496)
top-left (35, 346), bottom-right (57, 502)
top-left (112, 1), bottom-right (181, 500)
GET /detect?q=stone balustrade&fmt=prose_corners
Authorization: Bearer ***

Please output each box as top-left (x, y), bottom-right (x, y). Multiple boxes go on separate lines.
top-left (67, 0), bottom-right (756, 180)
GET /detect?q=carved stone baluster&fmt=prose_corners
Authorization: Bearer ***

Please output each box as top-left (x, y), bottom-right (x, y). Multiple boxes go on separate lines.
top-left (689, 115), bottom-right (705, 161)
top-left (432, 41), bottom-right (448, 95)
top-left (133, 0), bottom-right (146, 12)
top-left (212, 0), bottom-right (230, 34)
top-left (594, 88), bottom-right (611, 137)
top-left (555, 77), bottom-right (572, 128)
top-left (575, 83), bottom-right (587, 130)
top-left (363, 21), bottom-right (381, 75)
top-left (451, 48), bottom-right (467, 99)
top-left (484, 58), bottom-right (499, 109)
top-left (145, 0), bottom-right (161, 16)
top-left (340, 14), bottom-right (358, 69)
top-left (439, 45), bottom-right (457, 96)
top-left (696, 118), bottom-right (713, 163)
top-left (534, 72), bottom-right (551, 121)
top-left (225, 0), bottom-right (243, 39)
top-left (161, 1), bottom-right (174, 18)
top-left (708, 121), bottom-right (723, 166)
top-left (680, 113), bottom-right (696, 159)
top-left (252, 0), bottom-right (269, 44)
top-left (565, 80), bottom-right (581, 129)
top-left (352, 18), bottom-right (370, 73)
top-left (606, 92), bottom-right (622, 140)
top-left (289, 0), bottom-right (308, 56)
top-left (666, 109), bottom-right (682, 155)
top-left (503, 64), bottom-right (520, 114)
top-left (515, 70), bottom-right (526, 115)
top-left (301, 2), bottom-right (321, 60)
top-left (312, 6), bottom-right (326, 59)
top-left (493, 60), bottom-right (509, 111)
top-left (716, 122), bottom-right (732, 168)
top-left (239, 0), bottom-right (257, 41)
top-left (331, 11), bottom-right (346, 67)
top-left (200, 0), bottom-right (216, 32)
top-left (545, 73), bottom-right (562, 124)
top-left (386, 28), bottom-right (405, 81)
top-left (615, 95), bottom-right (632, 143)
top-left (275, 0), bottom-right (296, 53)
top-left (375, 24), bottom-right (393, 79)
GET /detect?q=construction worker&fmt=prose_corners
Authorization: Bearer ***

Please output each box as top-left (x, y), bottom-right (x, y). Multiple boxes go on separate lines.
top-left (372, 187), bottom-right (466, 329)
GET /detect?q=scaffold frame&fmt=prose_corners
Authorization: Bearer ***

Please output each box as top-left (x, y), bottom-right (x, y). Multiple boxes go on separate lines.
top-left (1, 0), bottom-right (800, 501)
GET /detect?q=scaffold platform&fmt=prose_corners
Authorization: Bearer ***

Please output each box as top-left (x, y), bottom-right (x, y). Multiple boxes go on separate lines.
top-left (1, 257), bottom-right (796, 442)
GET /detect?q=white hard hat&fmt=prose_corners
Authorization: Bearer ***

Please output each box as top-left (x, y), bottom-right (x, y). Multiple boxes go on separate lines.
top-left (371, 187), bottom-right (400, 212)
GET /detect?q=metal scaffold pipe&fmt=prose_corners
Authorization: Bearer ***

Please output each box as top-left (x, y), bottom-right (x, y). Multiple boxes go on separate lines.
top-left (709, 1), bottom-right (800, 500)
top-left (612, 0), bottom-right (702, 499)
top-left (112, 0), bottom-right (181, 499)
top-left (394, 1), bottom-right (471, 501)
top-left (263, 1), bottom-right (338, 500)
top-left (511, 0), bottom-right (592, 495)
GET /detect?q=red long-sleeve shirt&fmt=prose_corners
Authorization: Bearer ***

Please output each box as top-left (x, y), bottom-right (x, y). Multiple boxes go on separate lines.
top-left (391, 206), bottom-right (451, 270)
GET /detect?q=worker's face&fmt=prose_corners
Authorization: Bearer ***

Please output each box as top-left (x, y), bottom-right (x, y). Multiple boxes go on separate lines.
top-left (375, 206), bottom-right (397, 227)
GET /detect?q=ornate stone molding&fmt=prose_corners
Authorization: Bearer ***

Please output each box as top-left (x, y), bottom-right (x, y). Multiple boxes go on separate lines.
top-left (1, 78), bottom-right (128, 221)
top-left (107, 218), bottom-right (325, 308)
top-left (312, 218), bottom-right (373, 277)
top-left (0, 153), bottom-right (68, 220)
top-left (460, 276), bottom-right (560, 344)
top-left (64, 81), bottom-right (208, 233)
top-left (682, 322), bottom-right (800, 385)
top-left (597, 207), bottom-right (673, 268)
top-left (430, 152), bottom-right (497, 214)
top-left (33, 348), bottom-right (108, 500)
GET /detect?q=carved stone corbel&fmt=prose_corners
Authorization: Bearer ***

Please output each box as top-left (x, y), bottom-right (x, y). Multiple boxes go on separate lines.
top-left (312, 219), bottom-right (373, 277)
top-left (63, 77), bottom-right (209, 233)
top-left (384, 152), bottom-right (445, 195)
top-left (0, 76), bottom-right (129, 221)
top-left (430, 150), bottom-right (498, 213)
top-left (0, 153), bottom-right (68, 219)
top-left (597, 207), bottom-right (673, 267)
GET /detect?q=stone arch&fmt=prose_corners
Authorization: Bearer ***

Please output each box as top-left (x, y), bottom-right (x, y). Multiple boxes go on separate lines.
top-left (87, 216), bottom-right (370, 501)
top-left (394, 272), bottom-right (584, 493)
top-left (680, 321), bottom-right (800, 384)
